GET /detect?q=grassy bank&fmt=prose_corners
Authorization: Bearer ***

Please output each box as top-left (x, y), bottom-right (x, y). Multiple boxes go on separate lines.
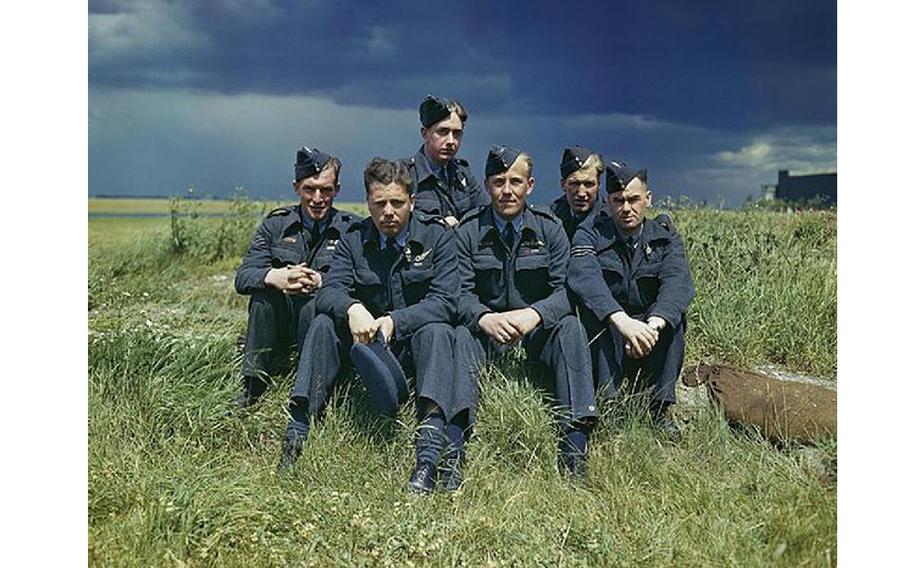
top-left (88, 205), bottom-right (836, 566)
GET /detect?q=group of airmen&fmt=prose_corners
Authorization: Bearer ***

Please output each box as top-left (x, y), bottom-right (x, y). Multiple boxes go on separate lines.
top-left (233, 95), bottom-right (695, 493)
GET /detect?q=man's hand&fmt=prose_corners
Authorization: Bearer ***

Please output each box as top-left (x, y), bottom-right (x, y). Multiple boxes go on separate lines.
top-left (347, 303), bottom-right (378, 344)
top-left (444, 215), bottom-right (460, 228)
top-left (478, 312), bottom-right (524, 345)
top-left (503, 308), bottom-right (541, 336)
top-left (293, 267), bottom-right (323, 295)
top-left (646, 316), bottom-right (667, 332)
top-left (609, 312), bottom-right (659, 359)
top-left (265, 264), bottom-right (308, 294)
top-left (375, 315), bottom-right (395, 344)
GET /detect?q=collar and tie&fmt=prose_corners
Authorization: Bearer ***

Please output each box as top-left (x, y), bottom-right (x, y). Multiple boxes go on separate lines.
top-left (309, 222), bottom-right (322, 248)
top-left (502, 222), bottom-right (516, 251)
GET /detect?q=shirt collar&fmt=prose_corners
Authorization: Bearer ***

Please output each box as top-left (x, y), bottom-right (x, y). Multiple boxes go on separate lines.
top-left (379, 228), bottom-right (409, 250)
top-left (414, 146), bottom-right (449, 183)
top-left (299, 208), bottom-right (332, 232)
top-left (492, 210), bottom-right (523, 235)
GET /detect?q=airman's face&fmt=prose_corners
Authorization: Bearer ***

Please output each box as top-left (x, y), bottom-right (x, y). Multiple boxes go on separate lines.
top-left (485, 158), bottom-right (534, 221)
top-left (367, 181), bottom-right (414, 238)
top-left (608, 177), bottom-right (651, 235)
top-left (562, 167), bottom-right (600, 215)
top-left (294, 167), bottom-right (339, 222)
top-left (421, 112), bottom-right (464, 164)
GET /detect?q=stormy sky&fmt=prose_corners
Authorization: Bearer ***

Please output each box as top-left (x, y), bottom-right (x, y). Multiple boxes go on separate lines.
top-left (88, 0), bottom-right (836, 206)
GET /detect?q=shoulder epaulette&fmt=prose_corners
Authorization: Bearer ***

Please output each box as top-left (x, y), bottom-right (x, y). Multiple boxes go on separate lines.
top-left (459, 206), bottom-right (485, 224)
top-left (654, 213), bottom-right (676, 232)
top-left (267, 206), bottom-right (293, 218)
top-left (527, 203), bottom-right (558, 222)
top-left (413, 209), bottom-right (447, 226)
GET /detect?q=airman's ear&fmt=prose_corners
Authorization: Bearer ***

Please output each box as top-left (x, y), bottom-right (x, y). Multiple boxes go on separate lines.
top-left (526, 176), bottom-right (535, 196)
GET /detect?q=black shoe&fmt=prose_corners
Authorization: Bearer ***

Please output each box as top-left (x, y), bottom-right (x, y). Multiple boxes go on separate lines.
top-left (651, 407), bottom-right (681, 442)
top-left (437, 448), bottom-right (465, 492)
top-left (277, 420), bottom-right (309, 471)
top-left (407, 462), bottom-right (437, 494)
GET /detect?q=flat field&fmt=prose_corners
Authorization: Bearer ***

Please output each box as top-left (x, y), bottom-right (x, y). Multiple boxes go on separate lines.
top-left (88, 200), bottom-right (836, 566)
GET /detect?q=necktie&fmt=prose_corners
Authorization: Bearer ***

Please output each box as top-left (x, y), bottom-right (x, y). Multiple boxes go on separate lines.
top-left (503, 223), bottom-right (516, 251)
top-left (383, 240), bottom-right (400, 266)
top-left (625, 236), bottom-right (636, 258)
top-left (310, 222), bottom-right (321, 248)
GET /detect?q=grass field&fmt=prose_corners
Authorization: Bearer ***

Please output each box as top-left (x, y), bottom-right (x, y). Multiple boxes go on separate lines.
top-left (88, 200), bottom-right (836, 566)
top-left (89, 197), bottom-right (370, 217)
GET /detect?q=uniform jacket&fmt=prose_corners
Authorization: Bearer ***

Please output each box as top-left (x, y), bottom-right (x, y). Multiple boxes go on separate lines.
top-left (567, 213), bottom-right (695, 328)
top-left (456, 204), bottom-right (572, 333)
top-left (315, 210), bottom-right (459, 339)
top-left (549, 193), bottom-right (606, 242)
top-left (406, 147), bottom-right (489, 220)
top-left (234, 206), bottom-right (360, 295)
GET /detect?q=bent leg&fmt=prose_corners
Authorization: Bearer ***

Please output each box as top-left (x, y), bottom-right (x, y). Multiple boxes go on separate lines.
top-left (529, 315), bottom-right (597, 423)
top-left (639, 316), bottom-right (687, 407)
top-left (242, 288), bottom-right (295, 381)
top-left (409, 323), bottom-right (457, 419)
top-left (289, 313), bottom-right (349, 417)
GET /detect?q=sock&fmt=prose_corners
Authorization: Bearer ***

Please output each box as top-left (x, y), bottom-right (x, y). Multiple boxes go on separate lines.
top-left (445, 423), bottom-right (465, 452)
top-left (416, 409), bottom-right (446, 465)
top-left (560, 422), bottom-right (590, 456)
top-left (288, 398), bottom-right (310, 432)
top-left (244, 375), bottom-right (269, 399)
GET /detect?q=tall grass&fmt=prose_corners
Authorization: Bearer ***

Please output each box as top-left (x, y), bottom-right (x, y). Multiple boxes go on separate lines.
top-left (88, 205), bottom-right (836, 566)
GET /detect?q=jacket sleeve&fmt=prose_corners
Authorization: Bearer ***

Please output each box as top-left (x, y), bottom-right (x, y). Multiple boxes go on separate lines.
top-left (528, 222), bottom-right (572, 328)
top-left (234, 220), bottom-right (274, 295)
top-left (567, 225), bottom-right (624, 322)
top-left (314, 233), bottom-right (358, 327)
top-left (390, 229), bottom-right (459, 338)
top-left (455, 226), bottom-right (493, 333)
top-left (646, 231), bottom-right (695, 328)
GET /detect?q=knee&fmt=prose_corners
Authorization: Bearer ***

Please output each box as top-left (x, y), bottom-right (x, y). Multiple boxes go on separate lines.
top-left (555, 315), bottom-right (587, 344)
top-left (305, 313), bottom-right (338, 345)
top-left (413, 322), bottom-right (454, 344)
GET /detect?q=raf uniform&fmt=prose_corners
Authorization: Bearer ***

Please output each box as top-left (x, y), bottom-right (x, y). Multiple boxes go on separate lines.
top-left (282, 206), bottom-right (461, 491)
top-left (234, 147), bottom-right (360, 405)
top-left (567, 162), bottom-right (695, 423)
top-left (405, 96), bottom-right (489, 220)
top-left (454, 145), bottom-right (597, 477)
top-left (549, 146), bottom-right (607, 242)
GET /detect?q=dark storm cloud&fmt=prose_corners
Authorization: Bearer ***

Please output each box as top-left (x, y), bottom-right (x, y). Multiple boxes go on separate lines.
top-left (89, 0), bottom-right (835, 130)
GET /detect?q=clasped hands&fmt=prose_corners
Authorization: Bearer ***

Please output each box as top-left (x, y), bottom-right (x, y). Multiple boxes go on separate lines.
top-left (265, 264), bottom-right (322, 295)
top-left (609, 312), bottom-right (667, 359)
top-left (478, 308), bottom-right (541, 345)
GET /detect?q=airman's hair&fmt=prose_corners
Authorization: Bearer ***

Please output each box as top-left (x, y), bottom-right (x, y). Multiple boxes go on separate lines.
top-left (363, 157), bottom-right (413, 196)
top-left (517, 152), bottom-right (533, 177)
top-left (562, 153), bottom-right (604, 182)
top-left (448, 99), bottom-right (468, 124)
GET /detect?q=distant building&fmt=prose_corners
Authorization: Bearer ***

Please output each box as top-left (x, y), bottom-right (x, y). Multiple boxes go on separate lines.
top-left (763, 170), bottom-right (836, 206)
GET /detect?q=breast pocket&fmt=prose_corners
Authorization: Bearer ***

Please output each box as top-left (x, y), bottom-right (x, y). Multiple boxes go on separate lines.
top-left (472, 254), bottom-right (503, 300)
top-left (635, 265), bottom-right (661, 307)
top-left (353, 268), bottom-right (384, 308)
top-left (596, 253), bottom-right (627, 300)
top-left (414, 190), bottom-right (443, 215)
top-left (271, 244), bottom-right (302, 267)
top-left (515, 254), bottom-right (551, 302)
top-left (400, 266), bottom-right (434, 305)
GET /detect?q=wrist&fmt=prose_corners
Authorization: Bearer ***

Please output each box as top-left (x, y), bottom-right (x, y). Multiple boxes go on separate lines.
top-left (608, 311), bottom-right (629, 326)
